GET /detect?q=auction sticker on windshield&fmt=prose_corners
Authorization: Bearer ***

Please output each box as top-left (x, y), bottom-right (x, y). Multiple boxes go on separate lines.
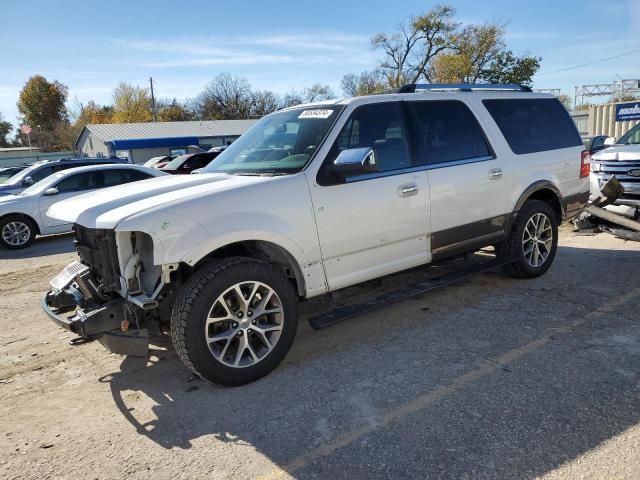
top-left (298, 109), bottom-right (334, 119)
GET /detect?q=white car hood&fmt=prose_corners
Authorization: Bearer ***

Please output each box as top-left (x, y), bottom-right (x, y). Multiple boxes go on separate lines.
top-left (47, 173), bottom-right (270, 229)
top-left (592, 145), bottom-right (640, 161)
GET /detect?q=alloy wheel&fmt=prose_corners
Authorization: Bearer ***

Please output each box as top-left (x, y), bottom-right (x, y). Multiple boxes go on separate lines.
top-left (522, 213), bottom-right (553, 268)
top-left (2, 221), bottom-right (31, 247)
top-left (205, 281), bottom-right (284, 368)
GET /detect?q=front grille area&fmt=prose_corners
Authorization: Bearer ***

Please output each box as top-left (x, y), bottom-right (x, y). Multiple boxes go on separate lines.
top-left (73, 225), bottom-right (121, 293)
top-left (596, 160), bottom-right (640, 184)
top-left (596, 160), bottom-right (640, 198)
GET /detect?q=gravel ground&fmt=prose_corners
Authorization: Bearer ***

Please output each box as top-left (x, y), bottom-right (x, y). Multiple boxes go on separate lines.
top-left (0, 226), bottom-right (639, 479)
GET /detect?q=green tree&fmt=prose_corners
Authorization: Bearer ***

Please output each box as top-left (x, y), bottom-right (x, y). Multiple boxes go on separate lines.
top-left (112, 82), bottom-right (153, 123)
top-left (0, 112), bottom-right (13, 147)
top-left (429, 54), bottom-right (472, 83)
top-left (17, 75), bottom-right (68, 129)
top-left (479, 50), bottom-right (541, 86)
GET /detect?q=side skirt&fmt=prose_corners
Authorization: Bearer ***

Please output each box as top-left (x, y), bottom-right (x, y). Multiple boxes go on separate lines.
top-left (309, 255), bottom-right (515, 330)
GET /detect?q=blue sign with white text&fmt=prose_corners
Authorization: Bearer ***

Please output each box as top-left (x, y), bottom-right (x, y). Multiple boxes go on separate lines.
top-left (616, 102), bottom-right (640, 122)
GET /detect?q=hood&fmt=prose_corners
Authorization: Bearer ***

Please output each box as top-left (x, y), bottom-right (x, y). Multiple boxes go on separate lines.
top-left (592, 145), bottom-right (640, 161)
top-left (46, 173), bottom-right (271, 229)
top-left (0, 194), bottom-right (22, 206)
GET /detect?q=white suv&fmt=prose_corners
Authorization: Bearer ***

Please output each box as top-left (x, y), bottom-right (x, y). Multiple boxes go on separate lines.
top-left (42, 84), bottom-right (590, 385)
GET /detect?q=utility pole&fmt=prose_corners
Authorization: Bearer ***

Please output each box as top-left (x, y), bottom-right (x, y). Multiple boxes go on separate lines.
top-left (149, 77), bottom-right (157, 121)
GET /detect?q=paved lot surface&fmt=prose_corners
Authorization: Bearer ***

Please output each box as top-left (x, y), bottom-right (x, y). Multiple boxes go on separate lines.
top-left (1, 226), bottom-right (639, 479)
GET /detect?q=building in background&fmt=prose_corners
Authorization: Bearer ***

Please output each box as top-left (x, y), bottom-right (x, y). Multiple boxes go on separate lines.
top-left (75, 119), bottom-right (258, 164)
top-left (0, 147), bottom-right (75, 167)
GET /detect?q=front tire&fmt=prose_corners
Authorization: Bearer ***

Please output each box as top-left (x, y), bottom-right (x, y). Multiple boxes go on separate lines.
top-left (0, 215), bottom-right (36, 250)
top-left (170, 257), bottom-right (298, 386)
top-left (498, 200), bottom-right (559, 279)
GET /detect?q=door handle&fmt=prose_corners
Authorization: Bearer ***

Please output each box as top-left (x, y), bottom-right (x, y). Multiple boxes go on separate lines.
top-left (398, 183), bottom-right (418, 197)
top-left (488, 168), bottom-right (503, 180)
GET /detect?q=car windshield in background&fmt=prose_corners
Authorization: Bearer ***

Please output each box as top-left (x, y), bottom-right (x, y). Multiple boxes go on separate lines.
top-left (617, 124), bottom-right (640, 145)
top-left (164, 154), bottom-right (191, 170)
top-left (204, 105), bottom-right (344, 175)
top-left (0, 168), bottom-right (23, 184)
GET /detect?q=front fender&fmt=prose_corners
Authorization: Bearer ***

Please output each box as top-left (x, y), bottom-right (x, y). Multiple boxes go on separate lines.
top-left (180, 229), bottom-right (309, 269)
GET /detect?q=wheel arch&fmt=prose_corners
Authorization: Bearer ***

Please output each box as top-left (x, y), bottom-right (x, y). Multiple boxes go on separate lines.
top-left (189, 240), bottom-right (307, 297)
top-left (510, 181), bottom-right (564, 230)
top-left (0, 212), bottom-right (41, 235)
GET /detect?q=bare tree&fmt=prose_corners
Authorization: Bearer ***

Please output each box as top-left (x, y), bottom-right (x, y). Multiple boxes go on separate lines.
top-left (195, 73), bottom-right (253, 120)
top-left (341, 70), bottom-right (386, 97)
top-left (371, 5), bottom-right (459, 87)
top-left (250, 90), bottom-right (279, 117)
top-left (304, 84), bottom-right (336, 103)
top-left (279, 90), bottom-right (304, 109)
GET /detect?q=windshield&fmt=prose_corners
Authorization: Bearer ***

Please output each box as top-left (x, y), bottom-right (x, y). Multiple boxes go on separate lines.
top-left (617, 124), bottom-right (640, 145)
top-left (0, 168), bottom-right (23, 184)
top-left (2, 163), bottom-right (43, 186)
top-left (164, 154), bottom-right (191, 170)
top-left (19, 172), bottom-right (65, 195)
top-left (203, 105), bottom-right (344, 175)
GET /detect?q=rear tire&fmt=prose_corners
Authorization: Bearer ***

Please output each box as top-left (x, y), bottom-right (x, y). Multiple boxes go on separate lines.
top-left (498, 200), bottom-right (558, 279)
top-left (0, 215), bottom-right (36, 250)
top-left (170, 257), bottom-right (298, 386)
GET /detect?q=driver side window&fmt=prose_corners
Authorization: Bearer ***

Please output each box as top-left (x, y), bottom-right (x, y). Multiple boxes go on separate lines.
top-left (329, 102), bottom-right (412, 173)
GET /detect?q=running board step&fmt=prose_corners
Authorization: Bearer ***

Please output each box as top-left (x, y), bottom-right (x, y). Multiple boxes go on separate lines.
top-left (308, 257), bottom-right (514, 330)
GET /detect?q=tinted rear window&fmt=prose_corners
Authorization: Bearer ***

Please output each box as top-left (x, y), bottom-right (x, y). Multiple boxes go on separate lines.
top-left (483, 98), bottom-right (581, 155)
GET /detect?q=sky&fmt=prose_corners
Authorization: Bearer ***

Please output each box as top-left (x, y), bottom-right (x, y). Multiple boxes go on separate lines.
top-left (0, 0), bottom-right (639, 128)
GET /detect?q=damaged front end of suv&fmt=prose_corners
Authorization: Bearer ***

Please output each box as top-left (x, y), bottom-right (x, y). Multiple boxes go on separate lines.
top-left (42, 225), bottom-right (176, 356)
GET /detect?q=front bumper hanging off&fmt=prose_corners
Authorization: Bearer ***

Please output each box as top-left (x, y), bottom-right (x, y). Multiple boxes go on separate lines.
top-left (41, 261), bottom-right (149, 356)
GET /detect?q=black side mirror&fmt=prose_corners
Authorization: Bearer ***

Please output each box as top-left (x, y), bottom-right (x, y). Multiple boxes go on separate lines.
top-left (330, 148), bottom-right (378, 178)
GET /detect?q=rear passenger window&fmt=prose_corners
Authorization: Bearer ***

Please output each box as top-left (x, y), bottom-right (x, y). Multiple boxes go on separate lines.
top-left (101, 170), bottom-right (126, 188)
top-left (410, 101), bottom-right (491, 165)
top-left (54, 172), bottom-right (101, 193)
top-left (31, 166), bottom-right (55, 182)
top-left (124, 170), bottom-right (153, 182)
top-left (483, 98), bottom-right (581, 154)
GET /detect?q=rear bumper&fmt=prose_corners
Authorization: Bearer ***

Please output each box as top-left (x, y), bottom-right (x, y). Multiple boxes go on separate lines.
top-left (562, 190), bottom-right (590, 220)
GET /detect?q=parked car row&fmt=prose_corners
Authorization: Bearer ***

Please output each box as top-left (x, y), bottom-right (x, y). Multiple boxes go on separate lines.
top-left (0, 156), bottom-right (129, 196)
top-left (0, 147), bottom-right (232, 249)
top-left (142, 146), bottom-right (228, 175)
top-left (0, 163), bottom-right (165, 249)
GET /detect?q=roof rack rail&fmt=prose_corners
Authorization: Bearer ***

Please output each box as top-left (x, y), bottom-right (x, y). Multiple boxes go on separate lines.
top-left (398, 83), bottom-right (532, 93)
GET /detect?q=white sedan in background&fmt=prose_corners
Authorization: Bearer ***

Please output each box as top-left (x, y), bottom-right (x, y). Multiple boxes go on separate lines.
top-left (0, 164), bottom-right (167, 249)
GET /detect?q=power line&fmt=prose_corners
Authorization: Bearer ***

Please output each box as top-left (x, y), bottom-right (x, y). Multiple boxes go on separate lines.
top-left (537, 48), bottom-right (640, 76)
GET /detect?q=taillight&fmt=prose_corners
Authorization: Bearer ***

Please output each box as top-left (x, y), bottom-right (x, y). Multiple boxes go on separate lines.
top-left (580, 150), bottom-right (590, 178)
